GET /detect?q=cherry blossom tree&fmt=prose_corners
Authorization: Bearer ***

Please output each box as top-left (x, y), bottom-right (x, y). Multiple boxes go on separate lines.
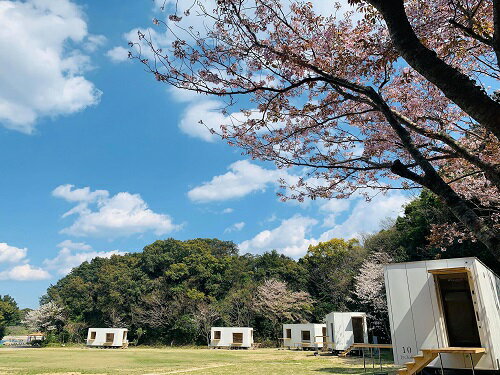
top-left (23, 301), bottom-right (66, 334)
top-left (253, 279), bottom-right (313, 340)
top-left (192, 301), bottom-right (220, 345)
top-left (133, 0), bottom-right (499, 258)
top-left (354, 251), bottom-right (393, 339)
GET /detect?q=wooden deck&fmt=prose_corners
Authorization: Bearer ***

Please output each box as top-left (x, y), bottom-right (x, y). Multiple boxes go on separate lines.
top-left (339, 343), bottom-right (393, 357)
top-left (425, 347), bottom-right (486, 354)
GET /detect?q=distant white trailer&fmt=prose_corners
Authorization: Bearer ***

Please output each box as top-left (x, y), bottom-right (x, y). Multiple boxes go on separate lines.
top-left (384, 257), bottom-right (500, 374)
top-left (86, 328), bottom-right (128, 348)
top-left (209, 327), bottom-right (254, 349)
top-left (282, 323), bottom-right (327, 350)
top-left (325, 312), bottom-right (368, 351)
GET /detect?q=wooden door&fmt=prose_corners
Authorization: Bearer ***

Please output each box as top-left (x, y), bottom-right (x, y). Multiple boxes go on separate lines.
top-left (437, 273), bottom-right (481, 347)
top-left (352, 317), bottom-right (364, 343)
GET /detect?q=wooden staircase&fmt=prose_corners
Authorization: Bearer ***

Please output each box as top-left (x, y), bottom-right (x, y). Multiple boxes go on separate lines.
top-left (397, 347), bottom-right (486, 375)
top-left (398, 350), bottom-right (438, 375)
top-left (339, 343), bottom-right (356, 357)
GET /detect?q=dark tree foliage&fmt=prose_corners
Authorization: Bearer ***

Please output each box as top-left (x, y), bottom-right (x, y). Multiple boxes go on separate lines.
top-left (45, 238), bottom-right (309, 345)
top-left (0, 295), bottom-right (21, 339)
top-left (300, 239), bottom-right (367, 320)
top-left (44, 192), bottom-right (498, 345)
top-left (365, 190), bottom-right (500, 274)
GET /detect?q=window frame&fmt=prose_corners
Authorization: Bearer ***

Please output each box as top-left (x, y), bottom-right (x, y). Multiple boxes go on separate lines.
top-left (301, 330), bottom-right (311, 342)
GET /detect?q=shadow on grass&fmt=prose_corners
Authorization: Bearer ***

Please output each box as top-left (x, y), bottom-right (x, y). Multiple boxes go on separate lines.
top-left (314, 367), bottom-right (367, 374)
top-left (315, 368), bottom-right (394, 374)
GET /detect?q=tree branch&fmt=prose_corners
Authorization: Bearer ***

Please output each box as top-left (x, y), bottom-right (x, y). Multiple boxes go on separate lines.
top-left (366, 0), bottom-right (500, 140)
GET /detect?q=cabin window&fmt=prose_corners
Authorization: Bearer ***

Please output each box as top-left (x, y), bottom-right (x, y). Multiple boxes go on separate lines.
top-left (90, 331), bottom-right (96, 340)
top-left (301, 330), bottom-right (311, 341)
top-left (322, 327), bottom-right (327, 342)
top-left (285, 329), bottom-right (291, 338)
top-left (106, 333), bottom-right (114, 343)
top-left (233, 332), bottom-right (243, 343)
top-left (330, 323), bottom-right (334, 342)
top-left (123, 331), bottom-right (127, 341)
top-left (213, 330), bottom-right (221, 340)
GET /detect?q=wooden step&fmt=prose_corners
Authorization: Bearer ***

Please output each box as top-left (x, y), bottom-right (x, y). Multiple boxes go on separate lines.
top-left (339, 343), bottom-right (357, 357)
top-left (400, 352), bottom-right (438, 375)
top-left (399, 348), bottom-right (486, 375)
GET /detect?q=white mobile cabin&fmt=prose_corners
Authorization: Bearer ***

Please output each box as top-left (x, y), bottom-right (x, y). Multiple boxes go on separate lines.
top-left (281, 323), bottom-right (327, 350)
top-left (86, 328), bottom-right (128, 348)
top-left (209, 327), bottom-right (254, 349)
top-left (384, 257), bottom-right (500, 374)
top-left (325, 312), bottom-right (368, 352)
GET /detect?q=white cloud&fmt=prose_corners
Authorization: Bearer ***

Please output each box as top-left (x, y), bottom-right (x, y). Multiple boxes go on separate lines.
top-left (238, 192), bottom-right (409, 258)
top-left (44, 244), bottom-right (124, 275)
top-left (0, 0), bottom-right (101, 133)
top-left (188, 160), bottom-right (292, 202)
top-left (222, 208), bottom-right (234, 214)
top-left (224, 222), bottom-right (245, 234)
top-left (167, 86), bottom-right (203, 103)
top-left (310, 0), bottom-right (355, 18)
top-left (239, 215), bottom-right (318, 257)
top-left (53, 184), bottom-right (181, 237)
top-left (177, 96), bottom-right (276, 143)
top-left (106, 46), bottom-right (129, 63)
top-left (318, 193), bottom-right (410, 241)
top-left (57, 239), bottom-right (92, 251)
top-left (84, 34), bottom-right (107, 52)
top-left (0, 264), bottom-right (51, 281)
top-left (179, 100), bottom-right (225, 142)
top-left (52, 184), bottom-right (108, 203)
top-left (0, 243), bottom-right (27, 263)
top-left (319, 199), bottom-right (352, 227)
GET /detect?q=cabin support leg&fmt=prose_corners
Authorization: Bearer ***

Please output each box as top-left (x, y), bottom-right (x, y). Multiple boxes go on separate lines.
top-left (371, 347), bottom-right (375, 369)
top-left (438, 353), bottom-right (444, 375)
top-left (378, 347), bottom-right (382, 371)
top-left (469, 353), bottom-right (476, 375)
top-left (363, 348), bottom-right (366, 373)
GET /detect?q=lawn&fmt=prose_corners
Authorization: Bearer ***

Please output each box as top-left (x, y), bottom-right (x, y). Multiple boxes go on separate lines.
top-left (0, 347), bottom-right (397, 375)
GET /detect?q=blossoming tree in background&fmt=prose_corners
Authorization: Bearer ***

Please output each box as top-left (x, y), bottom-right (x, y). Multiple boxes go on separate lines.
top-left (23, 301), bottom-right (65, 334)
top-left (134, 0), bottom-right (499, 257)
top-left (253, 279), bottom-right (313, 340)
top-left (354, 251), bottom-right (393, 337)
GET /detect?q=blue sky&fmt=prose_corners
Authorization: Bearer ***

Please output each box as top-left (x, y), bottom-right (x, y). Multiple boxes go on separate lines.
top-left (0, 0), bottom-right (411, 308)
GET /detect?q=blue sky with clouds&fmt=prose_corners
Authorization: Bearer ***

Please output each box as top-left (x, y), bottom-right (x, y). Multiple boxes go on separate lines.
top-left (0, 0), bottom-right (412, 308)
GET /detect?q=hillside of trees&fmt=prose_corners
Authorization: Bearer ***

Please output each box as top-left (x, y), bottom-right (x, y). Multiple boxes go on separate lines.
top-left (26, 190), bottom-right (496, 346)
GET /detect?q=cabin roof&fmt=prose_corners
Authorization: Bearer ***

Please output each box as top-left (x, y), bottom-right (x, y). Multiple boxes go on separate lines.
top-left (384, 256), bottom-right (499, 279)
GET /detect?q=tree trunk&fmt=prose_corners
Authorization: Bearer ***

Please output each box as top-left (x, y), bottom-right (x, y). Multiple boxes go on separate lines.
top-left (369, 0), bottom-right (500, 140)
top-left (494, 0), bottom-right (500, 68)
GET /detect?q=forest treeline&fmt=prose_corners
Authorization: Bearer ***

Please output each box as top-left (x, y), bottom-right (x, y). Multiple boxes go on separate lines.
top-left (9, 191), bottom-right (499, 346)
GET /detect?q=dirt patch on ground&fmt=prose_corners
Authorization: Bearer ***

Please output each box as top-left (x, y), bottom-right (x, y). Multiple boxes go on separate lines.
top-left (143, 364), bottom-right (235, 374)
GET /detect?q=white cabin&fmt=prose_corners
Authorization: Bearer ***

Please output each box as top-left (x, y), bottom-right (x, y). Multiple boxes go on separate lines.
top-left (209, 327), bottom-right (254, 349)
top-left (86, 328), bottom-right (128, 348)
top-left (384, 257), bottom-right (500, 373)
top-left (325, 312), bottom-right (368, 351)
top-left (282, 323), bottom-right (327, 350)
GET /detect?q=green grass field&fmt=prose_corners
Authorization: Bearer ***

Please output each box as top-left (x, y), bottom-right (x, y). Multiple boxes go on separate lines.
top-left (0, 347), bottom-right (397, 375)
